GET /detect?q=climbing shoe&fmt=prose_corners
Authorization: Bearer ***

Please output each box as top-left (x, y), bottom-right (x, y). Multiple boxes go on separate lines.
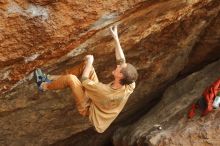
top-left (34, 68), bottom-right (51, 92)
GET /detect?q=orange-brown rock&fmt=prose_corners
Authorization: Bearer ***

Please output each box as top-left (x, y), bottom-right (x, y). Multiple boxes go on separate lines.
top-left (0, 0), bottom-right (220, 145)
top-left (28, 0), bottom-right (56, 5)
top-left (0, 0), bottom-right (143, 94)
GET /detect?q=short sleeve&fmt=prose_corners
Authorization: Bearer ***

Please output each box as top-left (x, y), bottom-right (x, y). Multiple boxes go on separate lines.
top-left (126, 82), bottom-right (136, 92)
top-left (82, 79), bottom-right (108, 103)
top-left (82, 78), bottom-right (99, 91)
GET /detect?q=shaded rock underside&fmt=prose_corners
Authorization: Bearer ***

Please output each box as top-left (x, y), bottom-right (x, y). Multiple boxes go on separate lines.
top-left (0, 0), bottom-right (220, 146)
top-left (113, 59), bottom-right (220, 146)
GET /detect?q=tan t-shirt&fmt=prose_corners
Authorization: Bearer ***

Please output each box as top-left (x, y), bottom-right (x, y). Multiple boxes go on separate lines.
top-left (82, 79), bottom-right (135, 133)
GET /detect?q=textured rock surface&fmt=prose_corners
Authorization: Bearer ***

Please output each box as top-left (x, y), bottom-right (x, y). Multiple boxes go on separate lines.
top-left (0, 0), bottom-right (143, 93)
top-left (0, 0), bottom-right (220, 145)
top-left (28, 0), bottom-right (56, 5)
top-left (113, 59), bottom-right (220, 146)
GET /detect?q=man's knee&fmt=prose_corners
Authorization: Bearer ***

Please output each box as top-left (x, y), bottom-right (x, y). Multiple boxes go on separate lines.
top-left (64, 74), bottom-right (80, 86)
top-left (78, 108), bottom-right (89, 117)
top-left (66, 74), bottom-right (77, 82)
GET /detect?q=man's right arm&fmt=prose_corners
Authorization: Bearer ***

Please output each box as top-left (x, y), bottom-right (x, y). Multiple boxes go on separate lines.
top-left (82, 55), bottom-right (94, 80)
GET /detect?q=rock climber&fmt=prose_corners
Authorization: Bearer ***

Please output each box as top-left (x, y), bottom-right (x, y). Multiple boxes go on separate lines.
top-left (34, 25), bottom-right (138, 133)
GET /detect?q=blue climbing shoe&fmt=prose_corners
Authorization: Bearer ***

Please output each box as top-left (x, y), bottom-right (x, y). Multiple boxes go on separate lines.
top-left (34, 68), bottom-right (51, 92)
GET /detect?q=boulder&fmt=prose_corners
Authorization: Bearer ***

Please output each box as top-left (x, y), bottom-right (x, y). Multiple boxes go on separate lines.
top-left (0, 0), bottom-right (220, 145)
top-left (113, 59), bottom-right (220, 146)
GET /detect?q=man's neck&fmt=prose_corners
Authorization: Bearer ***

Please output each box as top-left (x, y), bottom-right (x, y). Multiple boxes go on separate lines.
top-left (112, 79), bottom-right (123, 89)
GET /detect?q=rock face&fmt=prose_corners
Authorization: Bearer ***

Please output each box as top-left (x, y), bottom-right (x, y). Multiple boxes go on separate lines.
top-left (0, 0), bottom-right (143, 93)
top-left (0, 0), bottom-right (220, 145)
top-left (28, 0), bottom-right (56, 5)
top-left (113, 59), bottom-right (220, 146)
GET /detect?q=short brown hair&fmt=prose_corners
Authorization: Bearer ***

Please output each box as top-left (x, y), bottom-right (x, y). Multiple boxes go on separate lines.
top-left (120, 63), bottom-right (138, 85)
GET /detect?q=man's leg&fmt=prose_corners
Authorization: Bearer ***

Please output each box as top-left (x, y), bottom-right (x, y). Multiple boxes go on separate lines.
top-left (64, 62), bottom-right (99, 82)
top-left (48, 75), bottom-right (61, 81)
top-left (46, 63), bottom-right (86, 81)
top-left (64, 62), bottom-right (86, 78)
top-left (45, 74), bottom-right (90, 116)
top-left (41, 61), bottom-right (99, 116)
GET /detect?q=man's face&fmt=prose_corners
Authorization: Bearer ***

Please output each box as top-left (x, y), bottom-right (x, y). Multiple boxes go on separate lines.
top-left (112, 64), bottom-right (127, 79)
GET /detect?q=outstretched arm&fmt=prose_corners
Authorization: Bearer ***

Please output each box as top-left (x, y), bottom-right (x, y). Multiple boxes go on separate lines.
top-left (110, 25), bottom-right (126, 65)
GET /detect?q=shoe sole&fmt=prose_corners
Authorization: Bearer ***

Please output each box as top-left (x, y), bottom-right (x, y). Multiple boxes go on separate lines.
top-left (34, 68), bottom-right (51, 92)
top-left (35, 68), bottom-right (44, 83)
top-left (34, 68), bottom-right (45, 92)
